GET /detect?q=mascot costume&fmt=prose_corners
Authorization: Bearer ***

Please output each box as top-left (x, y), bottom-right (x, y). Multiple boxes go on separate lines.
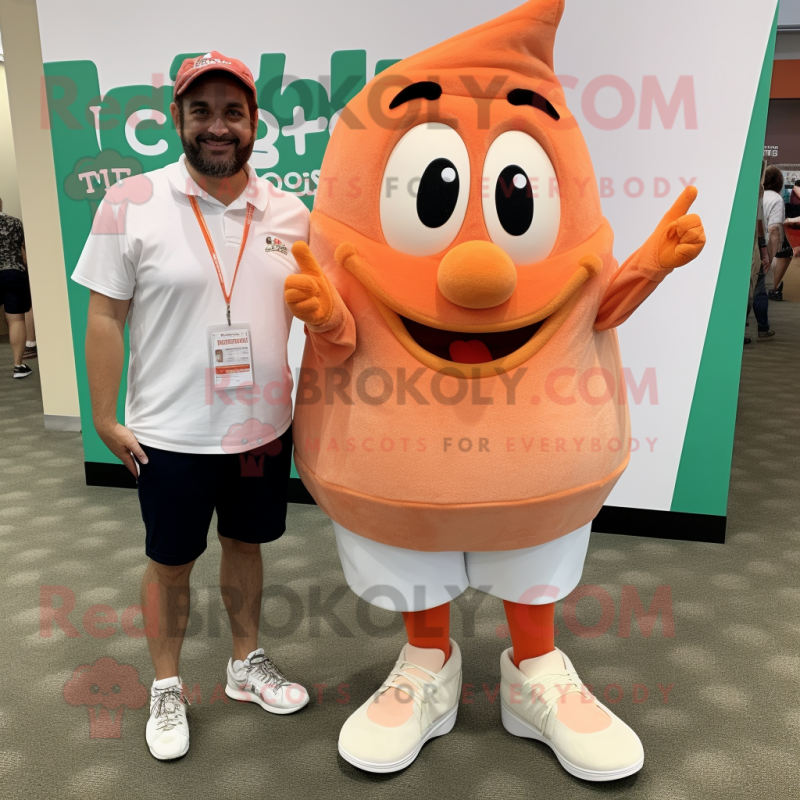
top-left (284, 0), bottom-right (705, 780)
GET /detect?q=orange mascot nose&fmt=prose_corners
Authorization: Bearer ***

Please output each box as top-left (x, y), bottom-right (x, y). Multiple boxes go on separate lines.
top-left (437, 241), bottom-right (517, 309)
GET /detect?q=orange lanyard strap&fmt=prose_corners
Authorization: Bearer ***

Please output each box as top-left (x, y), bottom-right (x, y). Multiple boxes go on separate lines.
top-left (189, 195), bottom-right (255, 325)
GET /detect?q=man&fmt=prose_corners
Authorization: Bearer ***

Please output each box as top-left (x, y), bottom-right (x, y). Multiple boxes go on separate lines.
top-left (755, 164), bottom-right (786, 340)
top-left (0, 198), bottom-right (33, 378)
top-left (745, 161), bottom-right (770, 345)
top-left (73, 52), bottom-right (310, 761)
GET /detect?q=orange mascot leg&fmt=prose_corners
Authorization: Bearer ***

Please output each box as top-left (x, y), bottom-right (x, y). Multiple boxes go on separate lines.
top-left (401, 602), bottom-right (451, 661)
top-left (502, 600), bottom-right (555, 667)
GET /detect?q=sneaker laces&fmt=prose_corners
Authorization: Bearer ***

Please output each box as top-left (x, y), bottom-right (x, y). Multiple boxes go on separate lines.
top-left (522, 665), bottom-right (594, 739)
top-left (151, 686), bottom-right (186, 733)
top-left (377, 661), bottom-right (442, 728)
top-left (247, 652), bottom-right (291, 690)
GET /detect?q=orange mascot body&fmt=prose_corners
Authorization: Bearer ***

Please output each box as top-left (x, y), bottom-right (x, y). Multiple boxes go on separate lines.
top-left (285, 0), bottom-right (705, 779)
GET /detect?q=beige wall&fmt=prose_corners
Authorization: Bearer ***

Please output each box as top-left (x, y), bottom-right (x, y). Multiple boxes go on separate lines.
top-left (0, 63), bottom-right (21, 220)
top-left (0, 0), bottom-right (79, 423)
top-left (0, 62), bottom-right (18, 336)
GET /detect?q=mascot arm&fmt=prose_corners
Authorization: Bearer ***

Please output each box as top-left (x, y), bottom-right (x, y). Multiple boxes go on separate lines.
top-left (285, 241), bottom-right (356, 366)
top-left (304, 314), bottom-right (356, 367)
top-left (595, 186), bottom-right (705, 331)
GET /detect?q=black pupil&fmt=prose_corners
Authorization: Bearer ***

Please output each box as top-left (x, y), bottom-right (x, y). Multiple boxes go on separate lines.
top-left (417, 158), bottom-right (459, 229)
top-left (496, 165), bottom-right (533, 236)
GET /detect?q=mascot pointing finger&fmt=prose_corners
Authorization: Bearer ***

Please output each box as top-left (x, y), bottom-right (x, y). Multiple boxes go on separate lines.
top-left (285, 0), bottom-right (705, 780)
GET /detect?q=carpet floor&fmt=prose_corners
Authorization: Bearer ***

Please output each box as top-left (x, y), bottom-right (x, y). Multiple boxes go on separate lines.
top-left (0, 301), bottom-right (798, 800)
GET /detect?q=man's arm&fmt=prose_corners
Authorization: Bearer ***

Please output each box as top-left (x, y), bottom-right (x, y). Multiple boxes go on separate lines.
top-left (86, 290), bottom-right (148, 476)
top-left (766, 223), bottom-right (782, 266)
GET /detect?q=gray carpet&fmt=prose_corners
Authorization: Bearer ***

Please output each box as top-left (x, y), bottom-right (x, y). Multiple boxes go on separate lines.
top-left (0, 303), bottom-right (798, 800)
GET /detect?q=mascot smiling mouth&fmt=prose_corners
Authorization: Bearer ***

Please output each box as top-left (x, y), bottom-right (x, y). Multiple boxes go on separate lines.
top-left (335, 241), bottom-right (602, 378)
top-left (401, 315), bottom-right (546, 364)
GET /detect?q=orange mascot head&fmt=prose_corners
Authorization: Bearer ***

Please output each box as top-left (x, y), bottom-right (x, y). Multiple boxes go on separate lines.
top-left (313, 0), bottom-right (609, 378)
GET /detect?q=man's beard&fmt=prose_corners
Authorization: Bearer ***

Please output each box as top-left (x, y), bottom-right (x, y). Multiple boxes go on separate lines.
top-left (181, 131), bottom-right (255, 179)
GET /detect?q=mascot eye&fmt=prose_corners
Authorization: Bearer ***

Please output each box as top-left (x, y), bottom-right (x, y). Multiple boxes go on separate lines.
top-left (482, 131), bottom-right (560, 265)
top-left (417, 159), bottom-right (459, 228)
top-left (380, 123), bottom-right (470, 256)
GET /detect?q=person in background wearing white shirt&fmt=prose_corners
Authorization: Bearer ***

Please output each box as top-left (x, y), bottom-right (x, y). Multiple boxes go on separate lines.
top-left (72, 52), bottom-right (323, 760)
top-left (757, 165), bottom-right (788, 340)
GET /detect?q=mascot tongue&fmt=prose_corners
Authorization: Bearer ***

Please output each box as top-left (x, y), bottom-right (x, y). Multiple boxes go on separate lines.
top-left (449, 340), bottom-right (493, 363)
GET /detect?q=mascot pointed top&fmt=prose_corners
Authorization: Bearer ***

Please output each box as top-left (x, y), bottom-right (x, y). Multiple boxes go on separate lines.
top-left (387, 0), bottom-right (565, 83)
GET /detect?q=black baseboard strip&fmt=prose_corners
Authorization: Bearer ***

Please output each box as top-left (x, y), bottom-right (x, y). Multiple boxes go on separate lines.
top-left (591, 504), bottom-right (726, 544)
top-left (84, 465), bottom-right (726, 544)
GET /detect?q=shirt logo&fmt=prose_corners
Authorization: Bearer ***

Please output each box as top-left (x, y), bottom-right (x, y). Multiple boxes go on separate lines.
top-left (265, 235), bottom-right (289, 255)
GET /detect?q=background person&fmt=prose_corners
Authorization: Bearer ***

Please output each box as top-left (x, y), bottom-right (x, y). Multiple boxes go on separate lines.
top-left (755, 165), bottom-right (787, 339)
top-left (746, 161), bottom-right (768, 345)
top-left (782, 180), bottom-right (800, 276)
top-left (0, 197), bottom-right (33, 377)
top-left (24, 307), bottom-right (36, 359)
top-left (763, 166), bottom-right (792, 303)
top-left (0, 196), bottom-right (36, 359)
top-left (745, 228), bottom-right (769, 345)
top-left (73, 52), bottom-right (315, 761)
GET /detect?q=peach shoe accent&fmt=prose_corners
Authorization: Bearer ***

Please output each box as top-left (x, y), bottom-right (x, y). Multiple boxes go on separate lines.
top-left (519, 650), bottom-right (610, 733)
top-left (367, 645), bottom-right (446, 727)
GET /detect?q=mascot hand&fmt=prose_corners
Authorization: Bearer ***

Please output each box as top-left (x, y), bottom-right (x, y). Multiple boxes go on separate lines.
top-left (652, 186), bottom-right (706, 271)
top-left (285, 241), bottom-right (343, 330)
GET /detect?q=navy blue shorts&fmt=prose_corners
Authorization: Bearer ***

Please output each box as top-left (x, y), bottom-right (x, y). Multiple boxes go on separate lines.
top-left (0, 268), bottom-right (31, 314)
top-left (137, 424), bottom-right (293, 566)
top-left (777, 238), bottom-right (794, 259)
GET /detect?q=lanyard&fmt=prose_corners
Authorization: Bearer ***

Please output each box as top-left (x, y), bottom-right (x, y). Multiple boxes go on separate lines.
top-left (189, 195), bottom-right (255, 326)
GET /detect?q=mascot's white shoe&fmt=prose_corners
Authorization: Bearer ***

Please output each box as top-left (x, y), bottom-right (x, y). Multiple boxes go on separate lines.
top-left (338, 639), bottom-right (462, 773)
top-left (500, 647), bottom-right (644, 781)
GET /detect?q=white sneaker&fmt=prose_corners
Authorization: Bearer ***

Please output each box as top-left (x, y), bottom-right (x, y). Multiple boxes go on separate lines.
top-left (225, 648), bottom-right (309, 714)
top-left (500, 647), bottom-right (644, 781)
top-left (146, 677), bottom-right (189, 761)
top-left (338, 640), bottom-right (462, 773)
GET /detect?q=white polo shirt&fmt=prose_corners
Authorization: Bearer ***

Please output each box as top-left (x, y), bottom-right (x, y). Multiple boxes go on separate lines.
top-left (72, 155), bottom-right (309, 454)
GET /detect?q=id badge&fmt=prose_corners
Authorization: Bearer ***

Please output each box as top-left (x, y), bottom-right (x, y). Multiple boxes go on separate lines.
top-left (209, 323), bottom-right (254, 388)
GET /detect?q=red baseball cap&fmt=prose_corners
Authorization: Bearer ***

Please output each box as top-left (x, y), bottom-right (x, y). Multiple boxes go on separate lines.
top-left (173, 51), bottom-right (257, 105)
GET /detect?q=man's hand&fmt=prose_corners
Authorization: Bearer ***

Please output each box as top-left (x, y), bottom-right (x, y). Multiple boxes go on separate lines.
top-left (654, 186), bottom-right (706, 270)
top-left (284, 241), bottom-right (341, 329)
top-left (95, 421), bottom-right (148, 479)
